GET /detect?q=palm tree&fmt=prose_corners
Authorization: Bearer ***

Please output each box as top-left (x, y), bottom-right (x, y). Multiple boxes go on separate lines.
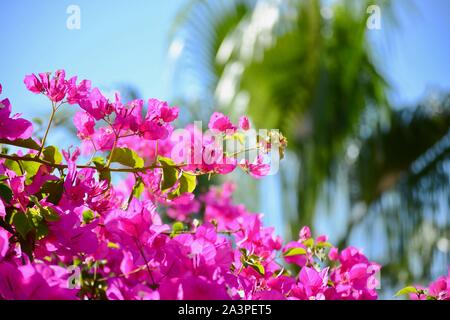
top-left (169, 0), bottom-right (449, 289)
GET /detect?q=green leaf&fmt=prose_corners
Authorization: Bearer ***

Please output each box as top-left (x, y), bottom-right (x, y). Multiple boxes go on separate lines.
top-left (10, 211), bottom-right (32, 238)
top-left (28, 207), bottom-right (43, 227)
top-left (5, 156), bottom-right (41, 184)
top-left (179, 172), bottom-right (197, 194)
top-left (158, 156), bottom-right (176, 166)
top-left (110, 148), bottom-right (144, 168)
top-left (248, 261), bottom-right (265, 276)
top-left (161, 167), bottom-right (179, 192)
top-left (22, 159), bottom-right (41, 182)
top-left (158, 157), bottom-right (179, 192)
top-left (92, 157), bottom-right (111, 183)
top-left (82, 210), bottom-right (95, 224)
top-left (107, 241), bottom-right (120, 249)
top-left (0, 183), bottom-right (13, 203)
top-left (36, 222), bottom-right (49, 240)
top-left (40, 180), bottom-right (64, 205)
top-left (283, 247), bottom-right (307, 257)
top-left (171, 222), bottom-right (185, 237)
top-left (41, 207), bottom-right (60, 222)
top-left (0, 138), bottom-right (40, 150)
top-left (132, 180), bottom-right (145, 198)
top-left (395, 286), bottom-right (418, 297)
top-left (42, 146), bottom-right (62, 164)
top-left (302, 238), bottom-right (314, 248)
top-left (0, 175), bottom-right (8, 182)
top-left (316, 241), bottom-right (333, 248)
top-left (28, 196), bottom-right (59, 223)
top-left (241, 253), bottom-right (266, 276)
top-left (5, 159), bottom-right (22, 176)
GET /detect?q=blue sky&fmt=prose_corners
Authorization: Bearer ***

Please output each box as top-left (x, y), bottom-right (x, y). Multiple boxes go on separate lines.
top-left (0, 0), bottom-right (185, 118)
top-left (374, 0), bottom-right (450, 106)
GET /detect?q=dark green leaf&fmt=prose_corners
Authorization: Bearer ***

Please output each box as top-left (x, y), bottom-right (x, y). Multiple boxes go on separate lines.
top-left (159, 156), bottom-right (179, 192)
top-left (92, 157), bottom-right (111, 183)
top-left (0, 183), bottom-right (13, 203)
top-left (28, 207), bottom-right (43, 227)
top-left (41, 207), bottom-right (60, 222)
top-left (0, 138), bottom-right (40, 150)
top-left (10, 211), bottom-right (32, 238)
top-left (40, 180), bottom-right (64, 205)
top-left (36, 221), bottom-right (49, 240)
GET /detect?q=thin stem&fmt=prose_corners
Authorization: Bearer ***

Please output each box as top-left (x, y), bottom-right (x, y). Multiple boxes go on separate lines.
top-left (134, 238), bottom-right (157, 287)
top-left (105, 134), bottom-right (119, 169)
top-left (226, 146), bottom-right (259, 158)
top-left (85, 139), bottom-right (98, 166)
top-left (37, 102), bottom-right (57, 158)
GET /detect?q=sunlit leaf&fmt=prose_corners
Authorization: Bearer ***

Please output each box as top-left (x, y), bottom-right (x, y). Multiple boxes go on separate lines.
top-left (110, 148), bottom-right (144, 168)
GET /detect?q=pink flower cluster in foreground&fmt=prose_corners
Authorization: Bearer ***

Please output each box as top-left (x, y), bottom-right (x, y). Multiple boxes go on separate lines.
top-left (0, 70), bottom-right (444, 300)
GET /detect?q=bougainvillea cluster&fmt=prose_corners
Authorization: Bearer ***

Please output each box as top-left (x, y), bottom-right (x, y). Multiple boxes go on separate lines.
top-left (0, 70), bottom-right (447, 300)
top-left (395, 270), bottom-right (450, 301)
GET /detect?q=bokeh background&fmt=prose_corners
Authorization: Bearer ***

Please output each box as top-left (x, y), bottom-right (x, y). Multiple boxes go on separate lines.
top-left (1, 0), bottom-right (449, 297)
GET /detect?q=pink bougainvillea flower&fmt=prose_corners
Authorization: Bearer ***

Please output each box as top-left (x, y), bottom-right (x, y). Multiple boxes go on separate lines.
top-left (73, 110), bottom-right (96, 139)
top-left (114, 98), bottom-right (144, 133)
top-left (0, 200), bottom-right (5, 219)
top-left (239, 155), bottom-right (270, 179)
top-left (24, 70), bottom-right (68, 102)
top-left (0, 262), bottom-right (78, 300)
top-left (292, 266), bottom-right (328, 300)
top-left (105, 199), bottom-right (169, 248)
top-left (167, 198), bottom-right (201, 221)
top-left (426, 271), bottom-right (450, 300)
top-left (138, 99), bottom-right (178, 141)
top-left (79, 88), bottom-right (112, 120)
top-left (0, 228), bottom-right (10, 260)
top-left (208, 112), bottom-right (236, 133)
top-left (239, 116), bottom-right (250, 131)
top-left (159, 275), bottom-right (230, 300)
top-left (147, 98), bottom-right (179, 123)
top-left (23, 74), bottom-right (44, 93)
top-left (0, 89), bottom-right (33, 141)
top-left (67, 77), bottom-right (91, 105)
top-left (328, 247), bottom-right (339, 261)
top-left (45, 70), bottom-right (68, 102)
top-left (139, 120), bottom-right (170, 140)
top-left (299, 226), bottom-right (311, 241)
